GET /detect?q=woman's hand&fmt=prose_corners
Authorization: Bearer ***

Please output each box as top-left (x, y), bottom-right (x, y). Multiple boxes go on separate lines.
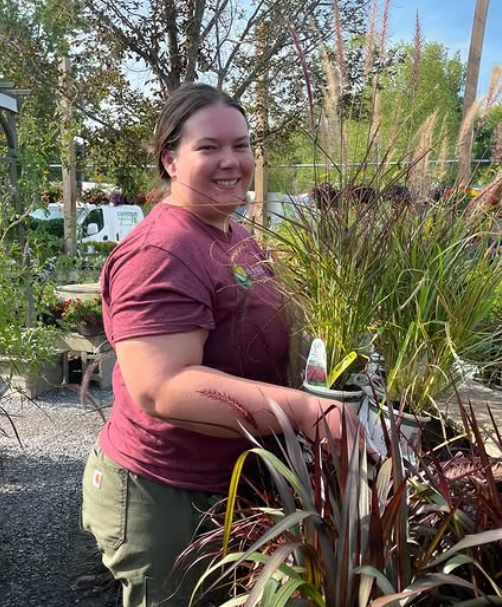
top-left (300, 396), bottom-right (371, 459)
top-left (301, 396), bottom-right (359, 442)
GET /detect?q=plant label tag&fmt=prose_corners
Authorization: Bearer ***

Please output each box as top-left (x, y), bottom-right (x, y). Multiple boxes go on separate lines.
top-left (92, 469), bottom-right (103, 489)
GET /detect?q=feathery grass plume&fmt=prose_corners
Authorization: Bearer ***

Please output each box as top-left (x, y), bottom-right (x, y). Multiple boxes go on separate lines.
top-left (321, 55), bottom-right (341, 167)
top-left (416, 111), bottom-right (438, 195)
top-left (435, 118), bottom-right (450, 184)
top-left (321, 44), bottom-right (347, 170)
top-left (288, 26), bottom-right (315, 133)
top-left (493, 81), bottom-right (502, 107)
top-left (198, 389), bottom-right (259, 432)
top-left (318, 114), bottom-right (332, 170)
top-left (322, 91), bottom-right (340, 164)
top-left (383, 101), bottom-right (402, 170)
top-left (411, 11), bottom-right (422, 99)
top-left (332, 0), bottom-right (347, 91)
top-left (322, 87), bottom-right (336, 132)
top-left (493, 120), bottom-right (502, 163)
top-left (456, 96), bottom-right (485, 156)
top-left (370, 87), bottom-right (381, 160)
top-left (409, 111), bottom-right (438, 196)
top-left (318, 113), bottom-right (328, 155)
top-left (486, 65), bottom-right (502, 109)
top-left (363, 0), bottom-right (379, 77)
top-left (379, 0), bottom-right (391, 55)
top-left (322, 45), bottom-right (340, 114)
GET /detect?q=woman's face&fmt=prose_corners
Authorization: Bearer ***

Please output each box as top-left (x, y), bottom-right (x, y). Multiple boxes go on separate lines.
top-left (162, 103), bottom-right (254, 228)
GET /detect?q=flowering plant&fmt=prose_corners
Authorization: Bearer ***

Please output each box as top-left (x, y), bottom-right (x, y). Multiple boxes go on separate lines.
top-left (59, 297), bottom-right (103, 332)
top-left (40, 182), bottom-right (63, 204)
top-left (145, 187), bottom-right (167, 205)
top-left (110, 191), bottom-right (128, 205)
top-left (81, 188), bottom-right (110, 205)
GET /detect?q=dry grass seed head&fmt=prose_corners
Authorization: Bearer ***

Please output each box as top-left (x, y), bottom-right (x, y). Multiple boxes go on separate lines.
top-left (379, 0), bottom-right (391, 55)
top-left (486, 65), bottom-right (502, 110)
top-left (435, 118), bottom-right (450, 184)
top-left (493, 120), bottom-right (502, 163)
top-left (457, 97), bottom-right (485, 153)
top-left (332, 0), bottom-right (347, 91)
top-left (322, 45), bottom-right (340, 111)
top-left (363, 0), bottom-right (379, 77)
top-left (409, 111), bottom-right (438, 194)
top-left (411, 11), bottom-right (422, 98)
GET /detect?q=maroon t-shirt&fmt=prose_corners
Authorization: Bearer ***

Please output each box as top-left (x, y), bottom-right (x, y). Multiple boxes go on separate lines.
top-left (98, 203), bottom-right (289, 493)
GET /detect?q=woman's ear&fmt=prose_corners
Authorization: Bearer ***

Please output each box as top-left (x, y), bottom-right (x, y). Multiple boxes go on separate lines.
top-left (161, 150), bottom-right (177, 180)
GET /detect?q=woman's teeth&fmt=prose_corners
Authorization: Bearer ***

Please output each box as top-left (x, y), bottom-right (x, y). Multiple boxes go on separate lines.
top-left (214, 179), bottom-right (239, 186)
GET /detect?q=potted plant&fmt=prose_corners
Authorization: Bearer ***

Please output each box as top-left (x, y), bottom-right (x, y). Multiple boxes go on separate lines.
top-left (271, 181), bottom-right (399, 412)
top-left (81, 187), bottom-right (110, 205)
top-left (0, 235), bottom-right (64, 398)
top-left (266, 37), bottom-right (502, 456)
top-left (37, 283), bottom-right (64, 327)
top-left (186, 400), bottom-right (502, 607)
top-left (60, 296), bottom-right (104, 336)
top-left (364, 200), bottom-right (502, 450)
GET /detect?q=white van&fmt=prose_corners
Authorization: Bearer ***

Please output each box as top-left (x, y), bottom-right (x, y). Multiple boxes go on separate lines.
top-left (234, 192), bottom-right (311, 226)
top-left (30, 202), bottom-right (144, 243)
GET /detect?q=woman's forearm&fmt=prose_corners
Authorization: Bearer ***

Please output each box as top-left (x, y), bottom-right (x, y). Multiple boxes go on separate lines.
top-left (142, 365), bottom-right (319, 439)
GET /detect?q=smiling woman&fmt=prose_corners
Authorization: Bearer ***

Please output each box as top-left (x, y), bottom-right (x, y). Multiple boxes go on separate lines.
top-left (81, 83), bottom-right (355, 607)
top-left (161, 103), bottom-right (254, 227)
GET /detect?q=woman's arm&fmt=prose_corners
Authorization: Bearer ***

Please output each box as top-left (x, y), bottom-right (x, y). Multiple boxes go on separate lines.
top-left (114, 330), bottom-right (347, 442)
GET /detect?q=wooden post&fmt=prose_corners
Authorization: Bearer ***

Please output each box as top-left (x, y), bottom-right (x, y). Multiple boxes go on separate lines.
top-left (253, 19), bottom-right (270, 228)
top-left (58, 56), bottom-right (77, 256)
top-left (458, 0), bottom-right (490, 186)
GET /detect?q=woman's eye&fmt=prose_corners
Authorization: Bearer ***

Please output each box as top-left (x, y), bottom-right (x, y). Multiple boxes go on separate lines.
top-left (199, 145), bottom-right (217, 151)
top-left (235, 144), bottom-right (250, 150)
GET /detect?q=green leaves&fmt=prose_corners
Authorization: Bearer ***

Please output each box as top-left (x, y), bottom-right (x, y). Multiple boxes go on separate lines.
top-left (193, 400), bottom-right (502, 607)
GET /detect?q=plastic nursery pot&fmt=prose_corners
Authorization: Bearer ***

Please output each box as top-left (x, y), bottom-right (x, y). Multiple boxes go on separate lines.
top-left (358, 392), bottom-right (431, 462)
top-left (303, 381), bottom-right (363, 416)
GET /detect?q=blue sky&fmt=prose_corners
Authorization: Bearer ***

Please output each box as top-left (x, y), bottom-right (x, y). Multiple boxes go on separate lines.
top-left (388, 0), bottom-right (501, 97)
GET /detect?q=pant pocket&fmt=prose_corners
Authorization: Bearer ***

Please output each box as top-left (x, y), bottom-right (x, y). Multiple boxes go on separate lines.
top-left (82, 446), bottom-right (128, 550)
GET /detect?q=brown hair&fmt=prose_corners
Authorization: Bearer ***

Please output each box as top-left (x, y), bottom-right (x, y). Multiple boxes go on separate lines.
top-left (152, 83), bottom-right (248, 182)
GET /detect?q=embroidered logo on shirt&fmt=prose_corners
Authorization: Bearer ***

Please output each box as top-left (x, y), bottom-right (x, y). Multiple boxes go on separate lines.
top-left (92, 469), bottom-right (103, 489)
top-left (233, 264), bottom-right (252, 289)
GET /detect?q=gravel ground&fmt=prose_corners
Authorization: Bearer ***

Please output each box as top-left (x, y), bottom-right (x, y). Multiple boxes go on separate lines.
top-left (0, 386), bottom-right (120, 607)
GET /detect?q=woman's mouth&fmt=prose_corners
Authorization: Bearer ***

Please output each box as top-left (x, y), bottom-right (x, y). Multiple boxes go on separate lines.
top-left (213, 178), bottom-right (240, 188)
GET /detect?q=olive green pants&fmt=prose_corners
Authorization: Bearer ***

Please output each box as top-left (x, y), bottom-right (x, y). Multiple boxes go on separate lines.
top-left (82, 443), bottom-right (224, 607)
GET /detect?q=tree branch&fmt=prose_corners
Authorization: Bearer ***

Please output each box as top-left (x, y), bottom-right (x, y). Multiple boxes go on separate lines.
top-left (217, 0), bottom-right (267, 88)
top-left (200, 0), bottom-right (230, 45)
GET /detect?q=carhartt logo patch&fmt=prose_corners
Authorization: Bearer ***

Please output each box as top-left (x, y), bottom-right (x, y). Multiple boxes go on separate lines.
top-left (233, 264), bottom-right (251, 289)
top-left (93, 469), bottom-right (103, 489)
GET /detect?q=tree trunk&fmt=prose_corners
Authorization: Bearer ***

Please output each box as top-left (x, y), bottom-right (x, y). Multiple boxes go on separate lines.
top-left (185, 0), bottom-right (206, 82)
top-left (58, 55), bottom-right (77, 257)
top-left (457, 0), bottom-right (490, 186)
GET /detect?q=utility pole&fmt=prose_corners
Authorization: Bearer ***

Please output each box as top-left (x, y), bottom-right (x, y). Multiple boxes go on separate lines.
top-left (458, 0), bottom-right (490, 186)
top-left (58, 55), bottom-right (77, 256)
top-left (253, 18), bottom-right (270, 228)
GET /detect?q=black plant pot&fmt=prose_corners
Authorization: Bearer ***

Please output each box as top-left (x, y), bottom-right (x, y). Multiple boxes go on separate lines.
top-left (75, 322), bottom-right (104, 337)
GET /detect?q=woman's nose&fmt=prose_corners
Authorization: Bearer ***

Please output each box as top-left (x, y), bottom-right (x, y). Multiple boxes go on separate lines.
top-left (219, 148), bottom-right (239, 168)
